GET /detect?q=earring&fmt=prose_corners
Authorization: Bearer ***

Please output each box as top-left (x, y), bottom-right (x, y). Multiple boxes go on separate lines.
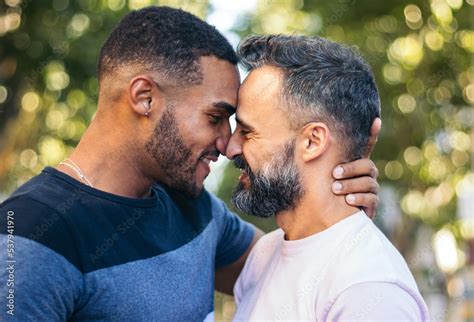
top-left (143, 101), bottom-right (151, 117)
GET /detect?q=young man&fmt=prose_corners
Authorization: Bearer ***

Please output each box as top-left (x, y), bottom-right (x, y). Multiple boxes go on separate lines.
top-left (228, 35), bottom-right (428, 321)
top-left (0, 8), bottom-right (379, 321)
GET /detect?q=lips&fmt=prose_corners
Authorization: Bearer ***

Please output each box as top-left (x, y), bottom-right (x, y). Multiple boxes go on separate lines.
top-left (239, 168), bottom-right (249, 180)
top-left (234, 156), bottom-right (252, 188)
top-left (198, 153), bottom-right (219, 175)
top-left (199, 155), bottom-right (218, 164)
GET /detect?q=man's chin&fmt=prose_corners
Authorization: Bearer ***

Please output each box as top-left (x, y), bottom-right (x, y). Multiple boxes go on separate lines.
top-left (183, 184), bottom-right (204, 199)
top-left (165, 179), bottom-right (203, 199)
top-left (231, 189), bottom-right (275, 218)
top-left (176, 168), bottom-right (206, 198)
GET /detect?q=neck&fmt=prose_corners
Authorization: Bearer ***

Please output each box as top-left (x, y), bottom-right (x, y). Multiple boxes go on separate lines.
top-left (275, 173), bottom-right (360, 241)
top-left (57, 113), bottom-right (154, 198)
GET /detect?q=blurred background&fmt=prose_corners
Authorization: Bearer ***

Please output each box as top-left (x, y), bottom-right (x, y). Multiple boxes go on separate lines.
top-left (0, 0), bottom-right (473, 320)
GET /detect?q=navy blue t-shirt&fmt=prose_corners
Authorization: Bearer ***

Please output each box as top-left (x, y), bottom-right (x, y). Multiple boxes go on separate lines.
top-left (0, 167), bottom-right (254, 321)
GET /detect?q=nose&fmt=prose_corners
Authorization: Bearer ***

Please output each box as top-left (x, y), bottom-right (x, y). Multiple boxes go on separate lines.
top-left (225, 130), bottom-right (243, 160)
top-left (215, 121), bottom-right (232, 156)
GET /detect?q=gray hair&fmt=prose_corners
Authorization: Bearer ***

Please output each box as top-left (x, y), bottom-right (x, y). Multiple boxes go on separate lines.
top-left (237, 35), bottom-right (381, 161)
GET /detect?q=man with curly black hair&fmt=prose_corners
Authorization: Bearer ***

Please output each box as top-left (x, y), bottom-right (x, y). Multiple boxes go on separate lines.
top-left (0, 7), bottom-right (380, 321)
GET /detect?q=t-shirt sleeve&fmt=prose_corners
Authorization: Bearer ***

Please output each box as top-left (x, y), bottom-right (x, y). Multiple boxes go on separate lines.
top-left (324, 281), bottom-right (428, 322)
top-left (0, 199), bottom-right (83, 321)
top-left (0, 235), bottom-right (83, 321)
top-left (210, 193), bottom-right (255, 268)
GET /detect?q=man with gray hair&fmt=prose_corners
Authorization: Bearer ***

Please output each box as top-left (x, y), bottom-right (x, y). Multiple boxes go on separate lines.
top-left (227, 35), bottom-right (428, 321)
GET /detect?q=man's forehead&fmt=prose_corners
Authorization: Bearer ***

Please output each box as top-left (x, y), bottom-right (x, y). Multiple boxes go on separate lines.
top-left (240, 66), bottom-right (282, 101)
top-left (245, 65), bottom-right (281, 84)
top-left (187, 56), bottom-right (240, 110)
top-left (235, 66), bottom-right (288, 130)
top-left (238, 65), bottom-right (283, 113)
top-left (200, 56), bottom-right (240, 83)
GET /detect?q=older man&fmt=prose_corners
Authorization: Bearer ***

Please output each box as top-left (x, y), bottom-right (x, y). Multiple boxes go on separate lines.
top-left (228, 35), bottom-right (428, 321)
top-left (0, 7), bottom-right (379, 321)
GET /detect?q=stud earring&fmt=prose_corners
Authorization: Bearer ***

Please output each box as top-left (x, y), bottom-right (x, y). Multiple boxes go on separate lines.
top-left (143, 101), bottom-right (151, 117)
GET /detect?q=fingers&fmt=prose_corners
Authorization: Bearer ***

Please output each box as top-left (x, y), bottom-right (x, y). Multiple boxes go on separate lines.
top-left (344, 193), bottom-right (379, 219)
top-left (333, 159), bottom-right (378, 180)
top-left (332, 176), bottom-right (379, 195)
top-left (363, 117), bottom-right (382, 158)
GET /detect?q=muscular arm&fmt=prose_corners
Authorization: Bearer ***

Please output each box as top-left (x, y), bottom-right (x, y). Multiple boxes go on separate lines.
top-left (0, 235), bottom-right (82, 321)
top-left (214, 227), bottom-right (264, 295)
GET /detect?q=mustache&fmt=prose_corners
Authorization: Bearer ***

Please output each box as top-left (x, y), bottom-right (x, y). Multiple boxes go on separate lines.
top-left (233, 155), bottom-right (251, 174)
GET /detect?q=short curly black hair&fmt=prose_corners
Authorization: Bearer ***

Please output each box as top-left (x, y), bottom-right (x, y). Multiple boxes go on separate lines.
top-left (98, 6), bottom-right (238, 85)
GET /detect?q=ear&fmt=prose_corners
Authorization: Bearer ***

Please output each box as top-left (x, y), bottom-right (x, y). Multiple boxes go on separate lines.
top-left (301, 122), bottom-right (331, 163)
top-left (128, 75), bottom-right (163, 118)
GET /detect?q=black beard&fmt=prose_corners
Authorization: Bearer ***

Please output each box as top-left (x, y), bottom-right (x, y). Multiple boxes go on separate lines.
top-left (231, 140), bottom-right (304, 218)
top-left (144, 104), bottom-right (200, 198)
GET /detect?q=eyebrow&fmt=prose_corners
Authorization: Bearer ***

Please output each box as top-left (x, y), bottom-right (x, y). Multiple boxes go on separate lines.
top-left (235, 115), bottom-right (255, 131)
top-left (212, 102), bottom-right (236, 116)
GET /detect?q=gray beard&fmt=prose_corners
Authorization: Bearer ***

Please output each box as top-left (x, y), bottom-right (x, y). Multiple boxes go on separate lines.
top-left (231, 139), bottom-right (304, 218)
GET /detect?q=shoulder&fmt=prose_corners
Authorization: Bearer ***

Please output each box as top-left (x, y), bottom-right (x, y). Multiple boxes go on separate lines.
top-left (316, 214), bottom-right (427, 318)
top-left (6, 168), bottom-right (84, 212)
top-left (323, 281), bottom-right (429, 321)
top-left (326, 214), bottom-right (418, 287)
top-left (1, 194), bottom-right (71, 243)
top-left (1, 169), bottom-right (90, 237)
top-left (0, 172), bottom-right (84, 270)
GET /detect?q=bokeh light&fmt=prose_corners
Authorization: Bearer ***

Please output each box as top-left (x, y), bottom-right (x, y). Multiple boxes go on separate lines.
top-left (21, 92), bottom-right (41, 112)
top-left (433, 228), bottom-right (465, 274)
top-left (388, 36), bottom-right (424, 69)
top-left (0, 86), bottom-right (8, 103)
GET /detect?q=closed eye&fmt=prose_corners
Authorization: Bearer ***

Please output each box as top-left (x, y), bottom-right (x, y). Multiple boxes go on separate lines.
top-left (240, 129), bottom-right (250, 136)
top-left (208, 114), bottom-right (223, 124)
